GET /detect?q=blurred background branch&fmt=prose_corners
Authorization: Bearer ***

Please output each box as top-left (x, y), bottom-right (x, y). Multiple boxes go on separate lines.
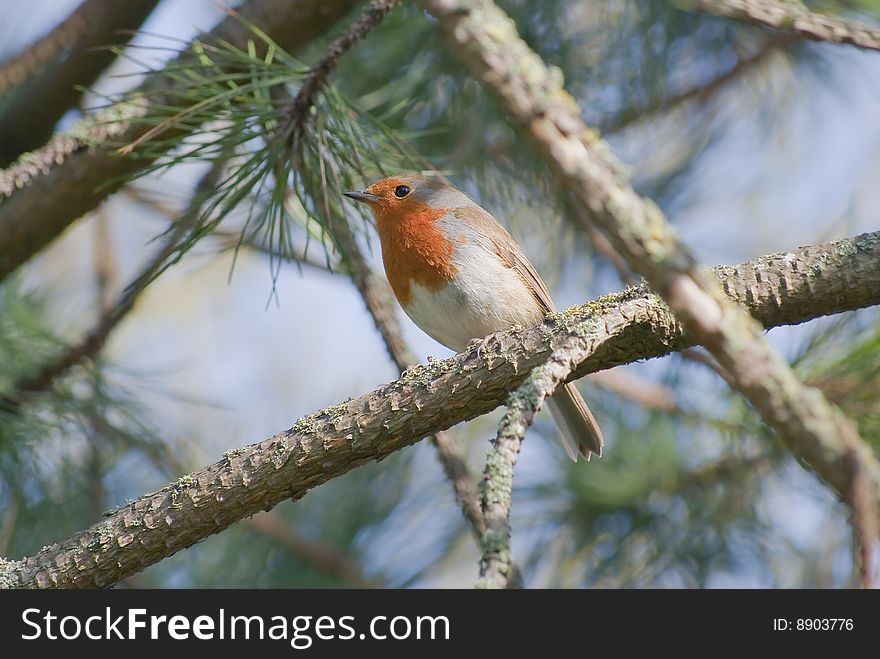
top-left (604, 32), bottom-right (801, 133)
top-left (690, 0), bottom-right (880, 51)
top-left (0, 0), bottom-right (161, 166)
top-left (0, 158), bottom-right (225, 414)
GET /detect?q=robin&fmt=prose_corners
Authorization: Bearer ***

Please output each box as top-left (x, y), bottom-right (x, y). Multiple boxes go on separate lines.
top-left (344, 173), bottom-right (603, 461)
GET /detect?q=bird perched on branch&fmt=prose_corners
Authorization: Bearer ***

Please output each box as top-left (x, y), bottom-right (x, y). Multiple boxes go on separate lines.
top-left (344, 172), bottom-right (603, 461)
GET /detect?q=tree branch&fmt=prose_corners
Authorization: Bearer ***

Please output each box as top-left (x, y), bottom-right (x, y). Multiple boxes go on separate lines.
top-left (420, 0), bottom-right (878, 566)
top-left (590, 369), bottom-right (679, 412)
top-left (0, 231), bottom-right (876, 588)
top-left (477, 356), bottom-right (575, 588)
top-left (280, 0), bottom-right (403, 153)
top-left (689, 0), bottom-right (880, 52)
top-left (119, 185), bottom-right (341, 275)
top-left (0, 0), bottom-right (359, 283)
top-left (847, 449), bottom-right (880, 588)
top-left (0, 0), bottom-right (161, 166)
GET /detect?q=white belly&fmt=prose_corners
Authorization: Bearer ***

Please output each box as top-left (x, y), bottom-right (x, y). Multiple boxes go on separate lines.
top-left (401, 241), bottom-right (544, 352)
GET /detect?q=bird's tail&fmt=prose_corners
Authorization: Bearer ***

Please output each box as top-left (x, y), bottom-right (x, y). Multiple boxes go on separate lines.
top-left (546, 382), bottom-right (604, 462)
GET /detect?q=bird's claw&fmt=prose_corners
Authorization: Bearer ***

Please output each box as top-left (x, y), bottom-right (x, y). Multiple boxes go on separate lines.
top-left (468, 333), bottom-right (496, 361)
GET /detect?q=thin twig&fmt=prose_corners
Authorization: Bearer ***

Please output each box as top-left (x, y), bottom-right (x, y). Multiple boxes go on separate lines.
top-left (605, 32), bottom-right (800, 133)
top-left (847, 448), bottom-right (880, 588)
top-left (589, 369), bottom-right (679, 412)
top-left (280, 0), bottom-right (403, 155)
top-left (93, 212), bottom-right (118, 313)
top-left (120, 186), bottom-right (340, 275)
top-left (675, 454), bottom-right (771, 491)
top-left (216, 229), bottom-right (340, 274)
top-left (681, 347), bottom-right (737, 388)
top-left (564, 196), bottom-right (633, 283)
top-left (84, 212), bottom-right (120, 518)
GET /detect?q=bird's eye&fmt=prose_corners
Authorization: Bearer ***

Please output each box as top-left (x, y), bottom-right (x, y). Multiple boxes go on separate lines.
top-left (393, 185), bottom-right (411, 198)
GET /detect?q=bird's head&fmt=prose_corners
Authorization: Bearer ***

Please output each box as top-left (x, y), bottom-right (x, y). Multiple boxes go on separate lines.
top-left (344, 173), bottom-right (473, 225)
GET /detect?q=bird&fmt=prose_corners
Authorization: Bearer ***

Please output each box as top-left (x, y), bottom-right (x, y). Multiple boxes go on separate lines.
top-left (344, 172), bottom-right (603, 461)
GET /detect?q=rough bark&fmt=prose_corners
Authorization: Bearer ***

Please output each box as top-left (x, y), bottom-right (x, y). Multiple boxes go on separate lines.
top-left (1, 231), bottom-right (877, 589)
top-left (477, 360), bottom-right (570, 589)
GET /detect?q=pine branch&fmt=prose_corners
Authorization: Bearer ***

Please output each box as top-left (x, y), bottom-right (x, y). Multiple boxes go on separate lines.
top-left (0, 0), bottom-right (359, 284)
top-left (1, 231), bottom-right (877, 588)
top-left (214, 228), bottom-right (341, 275)
top-left (421, 0), bottom-right (877, 564)
top-left (689, 0), bottom-right (880, 52)
top-left (0, 0), bottom-right (161, 166)
top-left (121, 186), bottom-right (342, 275)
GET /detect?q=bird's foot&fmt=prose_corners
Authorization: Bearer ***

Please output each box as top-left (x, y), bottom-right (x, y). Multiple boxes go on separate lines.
top-left (467, 327), bottom-right (520, 361)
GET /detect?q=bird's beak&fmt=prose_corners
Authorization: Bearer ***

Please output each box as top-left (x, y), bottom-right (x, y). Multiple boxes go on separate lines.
top-left (343, 190), bottom-right (381, 204)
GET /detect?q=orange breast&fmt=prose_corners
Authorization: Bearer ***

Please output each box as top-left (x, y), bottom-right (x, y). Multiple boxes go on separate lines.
top-left (375, 205), bottom-right (457, 307)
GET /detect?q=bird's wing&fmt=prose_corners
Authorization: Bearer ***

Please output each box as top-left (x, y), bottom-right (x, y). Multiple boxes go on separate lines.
top-left (454, 206), bottom-right (556, 313)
